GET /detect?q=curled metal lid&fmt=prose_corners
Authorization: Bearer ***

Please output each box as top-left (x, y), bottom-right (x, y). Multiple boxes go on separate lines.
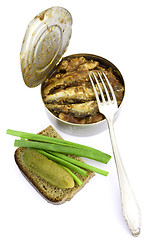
top-left (20, 7), bottom-right (72, 87)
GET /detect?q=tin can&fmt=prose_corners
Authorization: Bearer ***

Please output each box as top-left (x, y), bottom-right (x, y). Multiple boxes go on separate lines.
top-left (20, 7), bottom-right (125, 136)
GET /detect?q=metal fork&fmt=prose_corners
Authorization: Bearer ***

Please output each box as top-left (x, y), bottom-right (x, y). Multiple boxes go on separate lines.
top-left (88, 71), bottom-right (140, 236)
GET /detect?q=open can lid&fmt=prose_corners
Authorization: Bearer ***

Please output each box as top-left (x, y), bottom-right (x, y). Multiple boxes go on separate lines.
top-left (20, 7), bottom-right (72, 87)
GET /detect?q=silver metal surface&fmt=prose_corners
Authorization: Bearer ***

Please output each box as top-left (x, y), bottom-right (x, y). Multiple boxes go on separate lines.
top-left (20, 6), bottom-right (72, 87)
top-left (88, 71), bottom-right (141, 236)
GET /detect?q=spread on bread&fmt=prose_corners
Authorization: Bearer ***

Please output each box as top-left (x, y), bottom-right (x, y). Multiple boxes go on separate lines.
top-left (22, 149), bottom-right (75, 189)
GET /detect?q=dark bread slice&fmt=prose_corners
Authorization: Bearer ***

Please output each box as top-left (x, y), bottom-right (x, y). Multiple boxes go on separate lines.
top-left (15, 125), bottom-right (95, 204)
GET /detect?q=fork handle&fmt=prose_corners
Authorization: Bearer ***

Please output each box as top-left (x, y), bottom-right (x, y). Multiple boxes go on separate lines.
top-left (107, 117), bottom-right (140, 236)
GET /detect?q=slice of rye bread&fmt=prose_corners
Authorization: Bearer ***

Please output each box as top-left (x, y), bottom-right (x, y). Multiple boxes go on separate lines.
top-left (14, 125), bottom-right (95, 204)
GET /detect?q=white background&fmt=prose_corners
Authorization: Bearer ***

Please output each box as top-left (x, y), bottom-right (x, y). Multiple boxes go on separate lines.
top-left (1, 0), bottom-right (149, 239)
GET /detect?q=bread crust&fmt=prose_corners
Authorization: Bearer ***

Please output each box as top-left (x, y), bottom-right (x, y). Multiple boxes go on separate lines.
top-left (14, 125), bottom-right (95, 204)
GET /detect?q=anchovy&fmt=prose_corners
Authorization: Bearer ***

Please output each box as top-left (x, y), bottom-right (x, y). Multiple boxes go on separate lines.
top-left (42, 70), bottom-right (89, 96)
top-left (59, 56), bottom-right (86, 72)
top-left (78, 61), bottom-right (99, 71)
top-left (58, 57), bottom-right (99, 72)
top-left (45, 101), bottom-right (98, 118)
top-left (43, 84), bottom-right (100, 103)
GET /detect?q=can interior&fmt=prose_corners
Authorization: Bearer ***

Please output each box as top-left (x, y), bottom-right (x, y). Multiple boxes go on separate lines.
top-left (41, 53), bottom-right (125, 127)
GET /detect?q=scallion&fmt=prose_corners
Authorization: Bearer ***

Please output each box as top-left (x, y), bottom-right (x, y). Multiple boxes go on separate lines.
top-left (14, 138), bottom-right (110, 164)
top-left (50, 152), bottom-right (109, 176)
top-left (7, 129), bottom-right (111, 163)
top-left (62, 166), bottom-right (83, 186)
top-left (37, 149), bottom-right (87, 177)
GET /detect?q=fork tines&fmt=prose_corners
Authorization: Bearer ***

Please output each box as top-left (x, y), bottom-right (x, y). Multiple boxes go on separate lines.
top-left (88, 71), bottom-right (117, 105)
